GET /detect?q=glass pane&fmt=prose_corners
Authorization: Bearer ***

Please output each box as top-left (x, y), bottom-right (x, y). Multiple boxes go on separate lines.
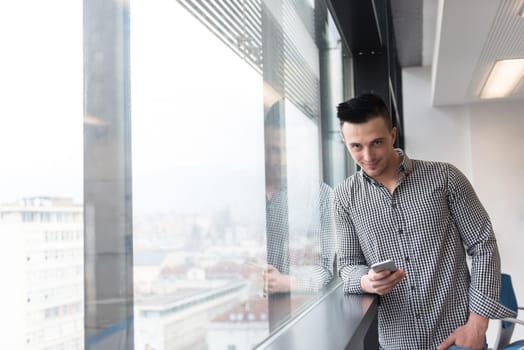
top-left (131, 0), bottom-right (341, 348)
top-left (320, 9), bottom-right (351, 186)
top-left (131, 1), bottom-right (267, 349)
top-left (285, 101), bottom-right (335, 304)
top-left (0, 1), bottom-right (84, 349)
top-left (264, 100), bottom-right (335, 331)
top-left (261, 0), bottom-right (336, 331)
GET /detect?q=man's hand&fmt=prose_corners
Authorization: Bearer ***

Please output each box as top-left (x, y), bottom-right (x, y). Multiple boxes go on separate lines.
top-left (360, 268), bottom-right (406, 295)
top-left (437, 313), bottom-right (488, 350)
top-left (263, 264), bottom-right (296, 294)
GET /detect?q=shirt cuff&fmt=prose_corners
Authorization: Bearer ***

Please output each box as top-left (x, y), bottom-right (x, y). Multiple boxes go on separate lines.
top-left (469, 286), bottom-right (517, 319)
top-left (340, 265), bottom-right (369, 294)
top-left (292, 265), bottom-right (332, 293)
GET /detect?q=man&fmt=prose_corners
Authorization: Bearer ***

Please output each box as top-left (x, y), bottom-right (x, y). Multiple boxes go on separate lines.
top-left (334, 93), bottom-right (515, 349)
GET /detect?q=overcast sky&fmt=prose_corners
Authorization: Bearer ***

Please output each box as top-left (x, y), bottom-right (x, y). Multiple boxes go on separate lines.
top-left (0, 1), bottom-right (83, 204)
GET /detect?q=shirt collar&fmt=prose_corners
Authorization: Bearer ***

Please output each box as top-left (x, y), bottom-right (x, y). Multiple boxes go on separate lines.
top-left (358, 148), bottom-right (413, 184)
top-left (396, 148), bottom-right (413, 176)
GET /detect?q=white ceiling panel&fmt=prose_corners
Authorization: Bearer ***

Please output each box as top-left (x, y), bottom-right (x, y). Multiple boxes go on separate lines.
top-left (431, 0), bottom-right (524, 106)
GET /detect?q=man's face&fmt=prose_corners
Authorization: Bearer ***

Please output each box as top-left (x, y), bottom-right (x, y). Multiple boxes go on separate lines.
top-left (341, 117), bottom-right (397, 179)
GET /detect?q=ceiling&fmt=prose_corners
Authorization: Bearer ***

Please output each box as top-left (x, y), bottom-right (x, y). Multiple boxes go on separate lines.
top-left (391, 0), bottom-right (524, 106)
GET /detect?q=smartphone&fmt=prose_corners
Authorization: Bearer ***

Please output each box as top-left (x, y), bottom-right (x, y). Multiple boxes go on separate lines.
top-left (370, 259), bottom-right (397, 272)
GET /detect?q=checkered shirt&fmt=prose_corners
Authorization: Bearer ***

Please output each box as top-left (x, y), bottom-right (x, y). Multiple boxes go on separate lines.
top-left (266, 182), bottom-right (335, 292)
top-left (334, 149), bottom-right (516, 349)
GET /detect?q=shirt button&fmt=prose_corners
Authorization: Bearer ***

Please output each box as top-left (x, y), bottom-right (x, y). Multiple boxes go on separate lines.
top-left (415, 314), bottom-right (421, 319)
top-left (405, 256), bottom-right (410, 262)
top-left (392, 203), bottom-right (397, 209)
top-left (398, 228), bottom-right (403, 234)
top-left (411, 285), bottom-right (416, 291)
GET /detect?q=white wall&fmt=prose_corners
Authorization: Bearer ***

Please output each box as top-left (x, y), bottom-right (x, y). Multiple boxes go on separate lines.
top-left (403, 66), bottom-right (473, 178)
top-left (403, 66), bottom-right (524, 345)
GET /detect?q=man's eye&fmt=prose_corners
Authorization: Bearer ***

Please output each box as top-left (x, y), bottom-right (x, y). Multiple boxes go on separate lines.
top-left (350, 144), bottom-right (361, 149)
top-left (373, 140), bottom-right (383, 145)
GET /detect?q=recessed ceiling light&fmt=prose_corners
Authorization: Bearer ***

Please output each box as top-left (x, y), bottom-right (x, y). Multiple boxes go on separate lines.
top-left (480, 59), bottom-right (524, 99)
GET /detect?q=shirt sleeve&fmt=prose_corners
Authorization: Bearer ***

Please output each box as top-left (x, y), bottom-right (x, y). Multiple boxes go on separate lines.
top-left (447, 164), bottom-right (516, 319)
top-left (319, 183), bottom-right (336, 286)
top-left (335, 184), bottom-right (369, 294)
top-left (291, 183), bottom-right (336, 292)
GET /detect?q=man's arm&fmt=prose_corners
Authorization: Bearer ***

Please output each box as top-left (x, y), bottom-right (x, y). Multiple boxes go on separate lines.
top-left (335, 182), bottom-right (407, 295)
top-left (437, 313), bottom-right (488, 350)
top-left (334, 185), bottom-right (370, 294)
top-left (317, 183), bottom-right (336, 286)
top-left (447, 164), bottom-right (515, 319)
top-left (439, 165), bottom-right (515, 348)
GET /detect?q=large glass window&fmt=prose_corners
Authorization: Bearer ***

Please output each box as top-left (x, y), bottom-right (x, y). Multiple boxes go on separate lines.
top-left (130, 0), bottom-right (343, 348)
top-left (0, 0), bottom-right (347, 349)
top-left (131, 2), bottom-right (267, 349)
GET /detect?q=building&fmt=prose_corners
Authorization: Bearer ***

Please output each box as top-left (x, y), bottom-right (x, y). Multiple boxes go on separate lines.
top-left (208, 298), bottom-right (269, 350)
top-left (134, 281), bottom-right (248, 350)
top-left (0, 197), bottom-right (83, 350)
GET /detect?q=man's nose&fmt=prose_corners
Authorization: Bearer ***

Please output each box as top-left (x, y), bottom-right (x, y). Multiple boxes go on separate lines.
top-left (362, 147), bottom-right (374, 161)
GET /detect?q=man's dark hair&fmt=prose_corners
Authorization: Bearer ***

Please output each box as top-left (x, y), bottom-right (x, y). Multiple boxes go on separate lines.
top-left (336, 93), bottom-right (392, 130)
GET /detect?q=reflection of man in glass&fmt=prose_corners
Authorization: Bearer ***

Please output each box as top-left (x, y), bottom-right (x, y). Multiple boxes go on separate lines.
top-left (263, 100), bottom-right (335, 298)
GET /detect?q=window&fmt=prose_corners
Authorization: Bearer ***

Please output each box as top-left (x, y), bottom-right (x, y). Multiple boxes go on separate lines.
top-left (131, 4), bottom-right (266, 349)
top-left (129, 0), bottom-right (343, 348)
top-left (1, 0), bottom-right (348, 349)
